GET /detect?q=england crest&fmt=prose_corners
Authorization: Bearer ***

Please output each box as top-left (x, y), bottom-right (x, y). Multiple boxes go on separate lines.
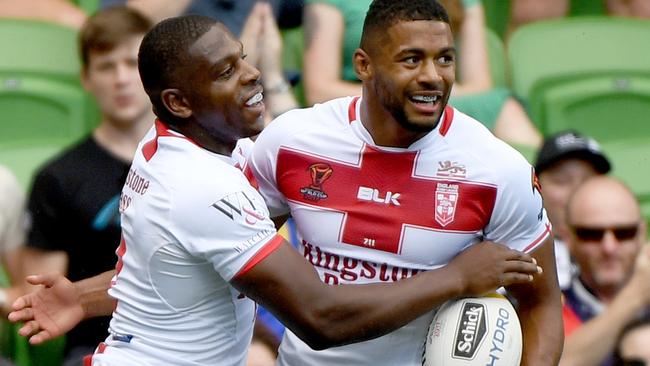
top-left (435, 183), bottom-right (459, 226)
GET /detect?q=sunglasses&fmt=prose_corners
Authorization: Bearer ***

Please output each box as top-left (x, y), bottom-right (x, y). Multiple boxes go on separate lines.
top-left (572, 225), bottom-right (639, 242)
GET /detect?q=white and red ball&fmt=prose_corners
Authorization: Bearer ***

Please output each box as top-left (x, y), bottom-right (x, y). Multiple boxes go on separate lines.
top-left (423, 294), bottom-right (522, 366)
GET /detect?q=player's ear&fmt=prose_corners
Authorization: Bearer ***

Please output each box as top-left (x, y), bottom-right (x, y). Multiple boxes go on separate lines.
top-left (161, 89), bottom-right (192, 119)
top-left (353, 48), bottom-right (372, 81)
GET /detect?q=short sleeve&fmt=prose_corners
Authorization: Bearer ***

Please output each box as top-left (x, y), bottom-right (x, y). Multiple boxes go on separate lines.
top-left (170, 176), bottom-right (281, 281)
top-left (484, 158), bottom-right (551, 253)
top-left (0, 167), bottom-right (26, 252)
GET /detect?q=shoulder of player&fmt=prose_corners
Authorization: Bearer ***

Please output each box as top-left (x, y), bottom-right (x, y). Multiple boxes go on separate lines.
top-left (449, 109), bottom-right (531, 172)
top-left (258, 97), bottom-right (354, 143)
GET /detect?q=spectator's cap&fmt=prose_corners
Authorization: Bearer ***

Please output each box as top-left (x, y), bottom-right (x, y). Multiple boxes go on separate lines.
top-left (535, 130), bottom-right (611, 174)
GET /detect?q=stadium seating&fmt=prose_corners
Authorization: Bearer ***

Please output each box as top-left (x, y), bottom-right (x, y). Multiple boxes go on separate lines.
top-left (0, 19), bottom-right (96, 189)
top-left (486, 28), bottom-right (507, 88)
top-left (0, 19), bottom-right (92, 148)
top-left (0, 141), bottom-right (67, 189)
top-left (507, 17), bottom-right (650, 140)
top-left (281, 26), bottom-right (307, 107)
top-left (601, 138), bottom-right (650, 237)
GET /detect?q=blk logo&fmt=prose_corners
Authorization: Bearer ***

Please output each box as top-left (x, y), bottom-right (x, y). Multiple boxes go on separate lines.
top-left (357, 186), bottom-right (401, 206)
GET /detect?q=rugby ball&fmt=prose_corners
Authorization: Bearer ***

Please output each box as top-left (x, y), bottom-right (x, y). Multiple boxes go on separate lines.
top-left (423, 294), bottom-right (522, 366)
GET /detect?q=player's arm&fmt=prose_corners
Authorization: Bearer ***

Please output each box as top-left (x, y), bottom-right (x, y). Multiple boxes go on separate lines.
top-left (232, 238), bottom-right (542, 350)
top-left (8, 270), bottom-right (116, 345)
top-left (506, 236), bottom-right (564, 366)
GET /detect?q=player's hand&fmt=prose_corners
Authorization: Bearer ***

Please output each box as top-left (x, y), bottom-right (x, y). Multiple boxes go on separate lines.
top-left (446, 241), bottom-right (542, 297)
top-left (7, 273), bottom-right (84, 345)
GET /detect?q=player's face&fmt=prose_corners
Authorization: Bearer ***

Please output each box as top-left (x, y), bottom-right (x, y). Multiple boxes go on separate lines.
top-left (538, 159), bottom-right (599, 239)
top-left (82, 35), bottom-right (151, 128)
top-left (368, 20), bottom-right (455, 134)
top-left (185, 24), bottom-right (265, 144)
top-left (568, 190), bottom-right (642, 292)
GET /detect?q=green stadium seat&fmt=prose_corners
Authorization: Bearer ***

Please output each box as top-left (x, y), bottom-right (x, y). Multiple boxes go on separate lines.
top-left (0, 141), bottom-right (68, 190)
top-left (486, 28), bottom-right (507, 88)
top-left (281, 26), bottom-right (307, 107)
top-left (0, 19), bottom-right (93, 148)
top-left (601, 138), bottom-right (650, 236)
top-left (507, 17), bottom-right (650, 137)
top-left (483, 0), bottom-right (510, 41)
top-left (539, 76), bottom-right (650, 143)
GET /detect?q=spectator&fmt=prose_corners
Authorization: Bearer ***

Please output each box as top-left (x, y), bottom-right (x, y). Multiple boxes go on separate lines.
top-left (508, 0), bottom-right (650, 36)
top-left (560, 175), bottom-right (650, 366)
top-left (302, 0), bottom-right (541, 146)
top-left (103, 1), bottom-right (299, 123)
top-left (534, 130), bottom-right (611, 288)
top-left (0, 0), bottom-right (87, 29)
top-left (19, 7), bottom-right (153, 366)
top-left (613, 312), bottom-right (650, 366)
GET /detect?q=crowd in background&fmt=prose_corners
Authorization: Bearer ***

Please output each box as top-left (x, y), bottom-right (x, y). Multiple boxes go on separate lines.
top-left (0, 1), bottom-right (649, 366)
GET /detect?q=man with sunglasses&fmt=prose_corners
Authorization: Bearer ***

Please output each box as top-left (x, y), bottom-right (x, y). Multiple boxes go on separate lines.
top-left (535, 130), bottom-right (611, 289)
top-left (559, 175), bottom-right (650, 366)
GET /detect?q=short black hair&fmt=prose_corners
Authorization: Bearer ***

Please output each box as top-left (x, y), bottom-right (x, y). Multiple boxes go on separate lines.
top-left (138, 15), bottom-right (218, 123)
top-left (360, 0), bottom-right (450, 50)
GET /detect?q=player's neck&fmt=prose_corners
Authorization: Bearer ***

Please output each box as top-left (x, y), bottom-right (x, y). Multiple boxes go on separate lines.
top-left (359, 97), bottom-right (428, 148)
top-left (168, 121), bottom-right (236, 157)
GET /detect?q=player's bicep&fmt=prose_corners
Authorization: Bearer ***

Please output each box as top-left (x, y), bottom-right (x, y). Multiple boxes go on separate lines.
top-left (486, 163), bottom-right (550, 253)
top-left (506, 235), bottom-right (559, 302)
top-left (231, 240), bottom-right (326, 330)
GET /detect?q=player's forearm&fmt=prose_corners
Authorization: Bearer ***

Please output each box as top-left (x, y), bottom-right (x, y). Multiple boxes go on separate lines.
top-left (286, 265), bottom-right (464, 350)
top-left (509, 239), bottom-right (563, 366)
top-left (75, 270), bottom-right (117, 319)
top-left (517, 294), bottom-right (564, 366)
top-left (559, 285), bottom-right (645, 366)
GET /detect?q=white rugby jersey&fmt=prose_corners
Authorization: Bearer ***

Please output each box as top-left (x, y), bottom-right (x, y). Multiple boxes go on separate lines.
top-left (248, 96), bottom-right (551, 366)
top-left (88, 121), bottom-right (282, 366)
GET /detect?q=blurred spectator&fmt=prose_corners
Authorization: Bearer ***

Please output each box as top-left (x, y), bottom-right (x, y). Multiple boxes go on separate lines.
top-left (302, 0), bottom-right (541, 146)
top-left (0, 166), bottom-right (26, 314)
top-left (606, 0), bottom-right (650, 18)
top-left (19, 7), bottom-right (153, 366)
top-left (102, 0), bottom-right (299, 122)
top-left (101, 0), bottom-right (304, 36)
top-left (613, 312), bottom-right (650, 366)
top-left (509, 0), bottom-right (650, 36)
top-left (560, 176), bottom-right (650, 366)
top-left (0, 0), bottom-right (87, 29)
top-left (246, 322), bottom-right (280, 366)
top-left (534, 130), bottom-right (611, 289)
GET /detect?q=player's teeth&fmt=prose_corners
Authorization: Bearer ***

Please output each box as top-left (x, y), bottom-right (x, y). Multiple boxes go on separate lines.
top-left (246, 92), bottom-right (263, 106)
top-left (411, 95), bottom-right (437, 103)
